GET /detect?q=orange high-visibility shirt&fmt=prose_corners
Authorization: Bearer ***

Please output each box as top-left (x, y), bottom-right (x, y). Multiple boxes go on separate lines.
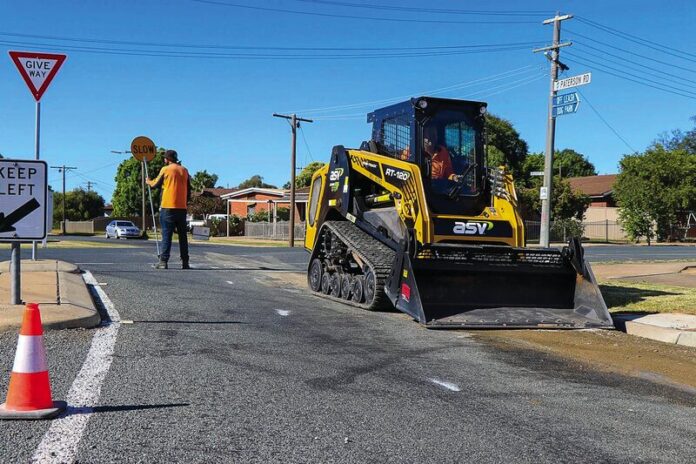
top-left (151, 164), bottom-right (190, 209)
top-left (431, 146), bottom-right (454, 180)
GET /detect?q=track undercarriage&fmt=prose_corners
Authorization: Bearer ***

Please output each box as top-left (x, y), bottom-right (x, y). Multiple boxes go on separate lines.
top-left (307, 221), bottom-right (394, 310)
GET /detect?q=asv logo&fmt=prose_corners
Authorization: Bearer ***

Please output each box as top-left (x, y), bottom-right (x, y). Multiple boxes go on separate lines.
top-left (329, 168), bottom-right (344, 181)
top-left (453, 221), bottom-right (493, 235)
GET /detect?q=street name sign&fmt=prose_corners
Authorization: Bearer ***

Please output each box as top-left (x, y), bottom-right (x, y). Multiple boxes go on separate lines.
top-left (9, 51), bottom-right (67, 101)
top-left (553, 102), bottom-right (580, 117)
top-left (553, 72), bottom-right (591, 92)
top-left (553, 92), bottom-right (579, 106)
top-left (0, 159), bottom-right (48, 241)
top-left (131, 136), bottom-right (157, 162)
top-left (530, 171), bottom-right (544, 176)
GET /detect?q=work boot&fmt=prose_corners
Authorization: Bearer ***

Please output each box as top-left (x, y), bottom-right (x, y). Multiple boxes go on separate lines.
top-left (153, 260), bottom-right (168, 270)
top-left (181, 259), bottom-right (190, 270)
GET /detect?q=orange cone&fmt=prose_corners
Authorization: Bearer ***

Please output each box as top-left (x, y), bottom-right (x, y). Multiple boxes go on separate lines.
top-left (0, 303), bottom-right (66, 420)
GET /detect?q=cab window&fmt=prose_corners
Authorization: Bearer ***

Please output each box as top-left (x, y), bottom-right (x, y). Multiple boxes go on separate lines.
top-left (308, 176), bottom-right (322, 226)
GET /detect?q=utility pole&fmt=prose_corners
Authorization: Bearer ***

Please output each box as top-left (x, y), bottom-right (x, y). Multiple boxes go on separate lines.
top-left (50, 165), bottom-right (77, 234)
top-left (272, 113), bottom-right (313, 247)
top-left (534, 13), bottom-right (573, 248)
top-left (85, 181), bottom-right (94, 192)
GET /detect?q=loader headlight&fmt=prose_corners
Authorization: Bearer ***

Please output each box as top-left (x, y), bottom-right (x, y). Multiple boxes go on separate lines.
top-left (417, 99), bottom-right (428, 109)
top-left (480, 106), bottom-right (487, 114)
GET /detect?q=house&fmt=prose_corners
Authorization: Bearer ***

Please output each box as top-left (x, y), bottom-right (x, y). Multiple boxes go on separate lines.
top-left (220, 187), bottom-right (309, 222)
top-left (567, 174), bottom-right (618, 207)
top-left (104, 204), bottom-right (113, 217)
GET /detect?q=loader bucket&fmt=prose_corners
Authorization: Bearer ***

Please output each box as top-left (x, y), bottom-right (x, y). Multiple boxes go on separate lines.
top-left (390, 241), bottom-right (613, 329)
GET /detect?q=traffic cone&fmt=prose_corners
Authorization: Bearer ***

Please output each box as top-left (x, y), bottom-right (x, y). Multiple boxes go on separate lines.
top-left (0, 303), bottom-right (66, 420)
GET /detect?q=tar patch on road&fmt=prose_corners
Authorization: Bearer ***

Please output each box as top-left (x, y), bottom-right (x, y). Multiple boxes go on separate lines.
top-left (473, 330), bottom-right (696, 405)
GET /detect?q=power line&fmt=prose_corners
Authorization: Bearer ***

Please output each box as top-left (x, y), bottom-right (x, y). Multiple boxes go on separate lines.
top-left (0, 38), bottom-right (537, 60)
top-left (291, 0), bottom-right (550, 16)
top-left (564, 53), bottom-right (696, 97)
top-left (576, 88), bottom-right (638, 153)
top-left (299, 126), bottom-right (314, 162)
top-left (572, 43), bottom-right (696, 86)
top-left (189, 0), bottom-right (540, 24)
top-left (0, 31), bottom-right (544, 52)
top-left (565, 52), bottom-right (696, 94)
top-left (566, 30), bottom-right (696, 75)
top-left (575, 16), bottom-right (696, 62)
top-left (293, 65), bottom-right (540, 115)
top-left (563, 56), bottom-right (696, 100)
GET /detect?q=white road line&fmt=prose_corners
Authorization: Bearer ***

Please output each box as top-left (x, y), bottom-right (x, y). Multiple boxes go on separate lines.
top-left (275, 309), bottom-right (291, 317)
top-left (75, 263), bottom-right (115, 265)
top-left (226, 280), bottom-right (234, 285)
top-left (32, 271), bottom-right (121, 464)
top-left (429, 378), bottom-right (461, 392)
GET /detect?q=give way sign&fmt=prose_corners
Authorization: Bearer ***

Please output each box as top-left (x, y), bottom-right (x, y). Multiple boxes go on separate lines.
top-left (9, 51), bottom-right (67, 101)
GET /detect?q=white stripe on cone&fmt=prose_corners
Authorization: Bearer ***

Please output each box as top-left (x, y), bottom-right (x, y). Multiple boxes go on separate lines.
top-left (12, 335), bottom-right (48, 373)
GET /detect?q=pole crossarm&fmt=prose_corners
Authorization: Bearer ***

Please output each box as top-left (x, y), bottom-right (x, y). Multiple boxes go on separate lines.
top-left (532, 42), bottom-right (573, 53)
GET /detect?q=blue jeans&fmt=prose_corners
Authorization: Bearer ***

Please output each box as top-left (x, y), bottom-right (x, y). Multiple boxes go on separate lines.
top-left (159, 208), bottom-right (189, 262)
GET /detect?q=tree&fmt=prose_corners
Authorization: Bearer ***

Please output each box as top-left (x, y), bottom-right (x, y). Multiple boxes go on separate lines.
top-left (554, 149), bottom-right (597, 178)
top-left (485, 114), bottom-right (528, 178)
top-left (188, 195), bottom-right (226, 218)
top-left (238, 175), bottom-right (277, 189)
top-left (286, 161), bottom-right (325, 189)
top-left (520, 149), bottom-right (596, 183)
top-left (517, 176), bottom-right (590, 221)
top-left (112, 149), bottom-right (165, 216)
top-left (53, 188), bottom-right (105, 225)
top-left (615, 144), bottom-right (696, 243)
top-left (191, 170), bottom-right (219, 192)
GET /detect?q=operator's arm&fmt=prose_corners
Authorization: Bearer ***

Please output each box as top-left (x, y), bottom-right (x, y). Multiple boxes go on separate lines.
top-left (146, 166), bottom-right (166, 188)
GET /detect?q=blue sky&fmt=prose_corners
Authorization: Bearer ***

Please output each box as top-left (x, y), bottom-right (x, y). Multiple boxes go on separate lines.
top-left (1, 0), bottom-right (695, 201)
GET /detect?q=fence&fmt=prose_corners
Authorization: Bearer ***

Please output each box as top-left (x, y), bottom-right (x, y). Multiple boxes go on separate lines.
top-left (245, 221), bottom-right (306, 240)
top-left (525, 220), bottom-right (629, 243)
top-left (61, 221), bottom-right (94, 234)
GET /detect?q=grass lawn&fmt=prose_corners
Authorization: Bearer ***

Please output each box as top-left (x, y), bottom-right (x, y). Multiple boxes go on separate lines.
top-left (600, 280), bottom-right (696, 315)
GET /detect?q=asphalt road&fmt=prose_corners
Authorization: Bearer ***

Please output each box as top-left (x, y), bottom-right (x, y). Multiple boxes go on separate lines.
top-left (1, 240), bottom-right (695, 463)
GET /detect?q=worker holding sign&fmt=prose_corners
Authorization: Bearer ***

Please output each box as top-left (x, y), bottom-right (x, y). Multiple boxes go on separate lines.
top-left (146, 150), bottom-right (192, 270)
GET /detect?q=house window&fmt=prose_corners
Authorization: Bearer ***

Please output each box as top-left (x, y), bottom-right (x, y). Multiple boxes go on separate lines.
top-left (247, 204), bottom-right (256, 216)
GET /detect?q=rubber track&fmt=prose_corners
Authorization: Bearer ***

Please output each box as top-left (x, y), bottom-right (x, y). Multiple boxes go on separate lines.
top-left (309, 220), bottom-right (396, 311)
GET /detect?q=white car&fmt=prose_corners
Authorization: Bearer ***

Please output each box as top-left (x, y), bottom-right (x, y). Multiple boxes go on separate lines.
top-left (105, 220), bottom-right (141, 239)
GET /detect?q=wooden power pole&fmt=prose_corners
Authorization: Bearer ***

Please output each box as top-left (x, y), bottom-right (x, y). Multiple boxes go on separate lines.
top-left (272, 113), bottom-right (313, 247)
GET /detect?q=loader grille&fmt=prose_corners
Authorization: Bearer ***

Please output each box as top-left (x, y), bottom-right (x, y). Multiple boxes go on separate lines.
top-left (416, 246), bottom-right (567, 267)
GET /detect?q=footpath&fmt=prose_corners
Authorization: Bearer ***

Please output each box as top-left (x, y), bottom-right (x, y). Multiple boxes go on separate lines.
top-left (593, 261), bottom-right (696, 348)
top-left (0, 260), bottom-right (100, 331)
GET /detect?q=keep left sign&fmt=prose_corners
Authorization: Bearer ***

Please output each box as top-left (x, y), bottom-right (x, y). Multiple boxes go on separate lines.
top-left (0, 159), bottom-right (48, 241)
top-left (9, 51), bottom-right (67, 101)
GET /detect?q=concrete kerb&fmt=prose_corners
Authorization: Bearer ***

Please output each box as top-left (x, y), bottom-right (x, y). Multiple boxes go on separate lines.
top-left (0, 260), bottom-right (101, 332)
top-left (613, 313), bottom-right (696, 348)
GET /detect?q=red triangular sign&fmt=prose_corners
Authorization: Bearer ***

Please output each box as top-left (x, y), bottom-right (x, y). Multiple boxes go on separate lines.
top-left (9, 51), bottom-right (67, 101)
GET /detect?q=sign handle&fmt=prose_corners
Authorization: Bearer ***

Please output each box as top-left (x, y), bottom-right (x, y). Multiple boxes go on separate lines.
top-left (143, 161), bottom-right (160, 257)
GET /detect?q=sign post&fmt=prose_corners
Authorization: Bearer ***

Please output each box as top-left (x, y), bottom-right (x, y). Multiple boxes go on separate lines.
top-left (0, 159), bottom-right (48, 304)
top-left (130, 136), bottom-right (159, 255)
top-left (9, 51), bottom-right (66, 260)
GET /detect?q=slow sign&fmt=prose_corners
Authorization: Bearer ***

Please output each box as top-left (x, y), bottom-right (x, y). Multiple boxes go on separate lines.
top-left (130, 136), bottom-right (156, 162)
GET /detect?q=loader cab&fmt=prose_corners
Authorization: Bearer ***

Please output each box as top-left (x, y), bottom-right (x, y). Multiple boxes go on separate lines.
top-left (366, 97), bottom-right (488, 215)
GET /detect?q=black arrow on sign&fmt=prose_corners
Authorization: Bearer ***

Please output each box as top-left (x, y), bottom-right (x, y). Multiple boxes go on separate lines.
top-left (0, 198), bottom-right (41, 233)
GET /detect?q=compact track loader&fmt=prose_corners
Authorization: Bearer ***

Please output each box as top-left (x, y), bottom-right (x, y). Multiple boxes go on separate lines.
top-left (304, 97), bottom-right (612, 329)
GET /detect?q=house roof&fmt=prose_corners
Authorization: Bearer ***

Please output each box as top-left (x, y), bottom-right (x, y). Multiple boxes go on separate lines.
top-left (197, 187), bottom-right (237, 198)
top-left (567, 174), bottom-right (618, 197)
top-left (221, 187), bottom-right (286, 199)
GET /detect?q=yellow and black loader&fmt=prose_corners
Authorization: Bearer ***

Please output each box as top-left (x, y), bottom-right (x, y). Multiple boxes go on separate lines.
top-left (304, 97), bottom-right (612, 329)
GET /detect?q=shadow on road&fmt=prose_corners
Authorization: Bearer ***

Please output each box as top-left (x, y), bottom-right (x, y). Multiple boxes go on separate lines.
top-left (62, 403), bottom-right (189, 416)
